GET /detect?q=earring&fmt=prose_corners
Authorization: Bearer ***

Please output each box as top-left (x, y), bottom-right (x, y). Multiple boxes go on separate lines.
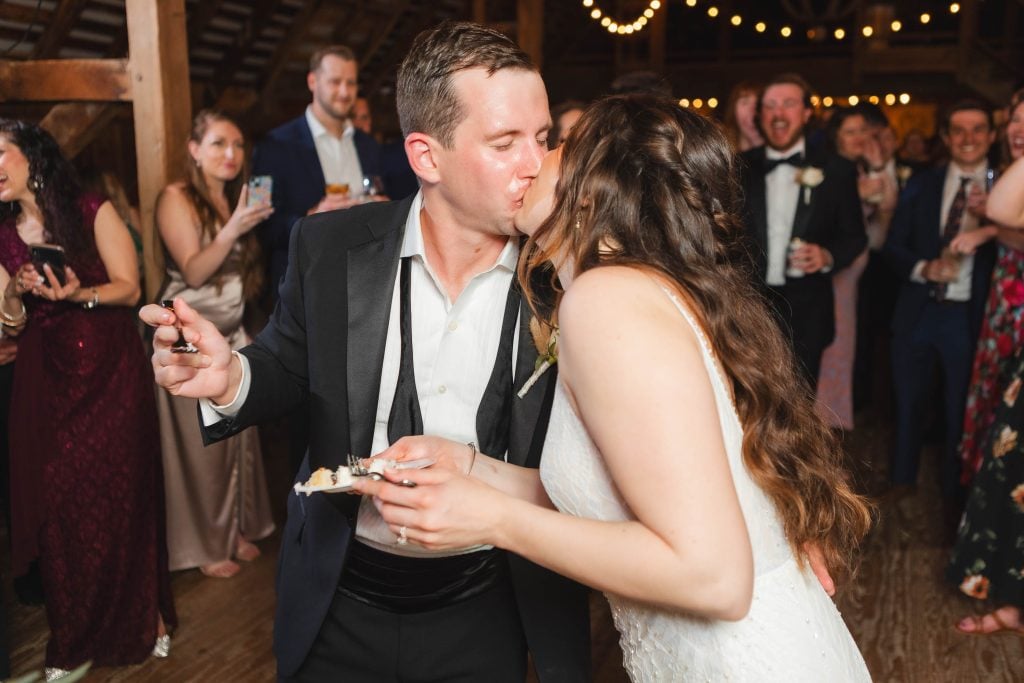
top-left (27, 175), bottom-right (43, 192)
top-left (574, 215), bottom-right (582, 231)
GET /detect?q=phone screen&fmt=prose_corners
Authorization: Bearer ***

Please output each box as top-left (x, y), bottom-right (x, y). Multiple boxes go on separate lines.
top-left (247, 175), bottom-right (273, 208)
top-left (29, 244), bottom-right (67, 286)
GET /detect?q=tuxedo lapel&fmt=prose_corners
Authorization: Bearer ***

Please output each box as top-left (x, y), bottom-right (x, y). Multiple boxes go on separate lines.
top-left (791, 146), bottom-right (825, 241)
top-left (508, 297), bottom-right (553, 468)
top-left (746, 151), bottom-right (769, 270)
top-left (296, 118), bottom-right (328, 191)
top-left (345, 214), bottom-right (405, 460)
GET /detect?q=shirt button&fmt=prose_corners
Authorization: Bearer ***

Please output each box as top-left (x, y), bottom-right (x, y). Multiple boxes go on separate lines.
top-left (438, 385), bottom-right (447, 394)
top-left (448, 320), bottom-right (458, 332)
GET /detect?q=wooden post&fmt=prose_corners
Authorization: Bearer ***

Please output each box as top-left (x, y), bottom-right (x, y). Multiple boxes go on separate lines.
top-left (957, 0), bottom-right (979, 78)
top-left (125, 0), bottom-right (192, 301)
top-left (517, 0), bottom-right (543, 71)
top-left (473, 0), bottom-right (487, 24)
top-left (649, 2), bottom-right (666, 73)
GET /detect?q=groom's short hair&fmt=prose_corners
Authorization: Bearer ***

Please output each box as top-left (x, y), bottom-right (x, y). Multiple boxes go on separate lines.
top-left (396, 21), bottom-right (536, 149)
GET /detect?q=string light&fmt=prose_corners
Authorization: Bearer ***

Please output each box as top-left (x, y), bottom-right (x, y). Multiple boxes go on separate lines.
top-left (730, 15), bottom-right (741, 27)
top-left (891, 20), bottom-right (902, 32)
top-left (950, 3), bottom-right (960, 13)
top-left (780, 26), bottom-right (792, 37)
top-left (885, 93), bottom-right (896, 105)
top-left (848, 95), bottom-right (859, 105)
top-left (920, 13), bottom-right (931, 24)
top-left (583, 0), bottom-right (662, 35)
top-left (869, 95), bottom-right (880, 104)
top-left (707, 97), bottom-right (718, 108)
top-left (822, 96), bottom-right (834, 107)
top-left (707, 6), bottom-right (719, 18)
top-left (861, 26), bottom-right (873, 37)
top-left (755, 21), bottom-right (766, 33)
top-left (679, 98), bottom-right (690, 107)
top-left (899, 93), bottom-right (911, 104)
top-left (834, 27), bottom-right (845, 40)
top-left (693, 98), bottom-right (704, 108)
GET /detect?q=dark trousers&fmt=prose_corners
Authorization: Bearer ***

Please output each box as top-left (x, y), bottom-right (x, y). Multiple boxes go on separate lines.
top-left (766, 285), bottom-right (828, 390)
top-left (891, 300), bottom-right (972, 499)
top-left (285, 575), bottom-right (528, 683)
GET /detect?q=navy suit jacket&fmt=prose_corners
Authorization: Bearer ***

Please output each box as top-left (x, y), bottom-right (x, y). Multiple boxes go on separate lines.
top-left (739, 141), bottom-right (867, 349)
top-left (251, 115), bottom-right (384, 299)
top-left (201, 196), bottom-right (590, 680)
top-left (883, 165), bottom-right (995, 341)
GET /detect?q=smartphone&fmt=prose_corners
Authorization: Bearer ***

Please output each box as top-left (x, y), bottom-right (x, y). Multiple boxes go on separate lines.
top-left (247, 175), bottom-right (273, 208)
top-left (29, 243), bottom-right (67, 286)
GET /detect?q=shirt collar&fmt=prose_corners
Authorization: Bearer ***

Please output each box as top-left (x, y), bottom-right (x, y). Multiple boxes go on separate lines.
top-left (305, 106), bottom-right (354, 141)
top-left (765, 138), bottom-right (806, 160)
top-left (947, 161), bottom-right (987, 182)
top-left (401, 191), bottom-right (519, 273)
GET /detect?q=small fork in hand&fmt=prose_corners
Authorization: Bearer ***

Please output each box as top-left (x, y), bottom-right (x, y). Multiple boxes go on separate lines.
top-left (347, 454), bottom-right (434, 487)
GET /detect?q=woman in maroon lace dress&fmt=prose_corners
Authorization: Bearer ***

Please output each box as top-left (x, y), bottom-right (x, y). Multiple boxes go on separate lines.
top-left (0, 120), bottom-right (175, 679)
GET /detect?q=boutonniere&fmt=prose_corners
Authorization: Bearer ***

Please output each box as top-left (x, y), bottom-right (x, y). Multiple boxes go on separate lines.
top-left (795, 166), bottom-right (824, 204)
top-left (896, 164), bottom-right (913, 188)
top-left (517, 316), bottom-right (558, 399)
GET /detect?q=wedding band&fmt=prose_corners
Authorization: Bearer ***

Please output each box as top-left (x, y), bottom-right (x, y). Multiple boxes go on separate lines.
top-left (397, 526), bottom-right (408, 545)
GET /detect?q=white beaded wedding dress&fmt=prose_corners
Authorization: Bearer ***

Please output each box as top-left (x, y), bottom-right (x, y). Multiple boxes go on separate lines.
top-left (540, 289), bottom-right (871, 682)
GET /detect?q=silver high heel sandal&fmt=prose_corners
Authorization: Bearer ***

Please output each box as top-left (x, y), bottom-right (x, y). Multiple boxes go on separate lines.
top-left (152, 633), bottom-right (171, 658)
top-left (45, 667), bottom-right (70, 681)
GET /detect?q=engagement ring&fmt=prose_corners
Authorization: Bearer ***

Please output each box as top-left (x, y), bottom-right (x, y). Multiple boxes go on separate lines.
top-left (397, 526), bottom-right (408, 545)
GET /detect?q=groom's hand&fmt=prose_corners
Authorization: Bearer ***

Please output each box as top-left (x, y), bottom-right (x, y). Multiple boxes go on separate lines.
top-left (804, 542), bottom-right (836, 596)
top-left (140, 297), bottom-right (237, 402)
top-left (377, 435), bottom-right (479, 475)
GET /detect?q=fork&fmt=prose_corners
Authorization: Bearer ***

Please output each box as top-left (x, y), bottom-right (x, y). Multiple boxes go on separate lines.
top-left (347, 455), bottom-right (434, 486)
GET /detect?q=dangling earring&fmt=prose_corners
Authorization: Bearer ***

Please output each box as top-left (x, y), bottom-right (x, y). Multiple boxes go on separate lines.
top-left (574, 215), bottom-right (582, 231)
top-left (194, 158), bottom-right (201, 168)
top-left (27, 174), bottom-right (43, 193)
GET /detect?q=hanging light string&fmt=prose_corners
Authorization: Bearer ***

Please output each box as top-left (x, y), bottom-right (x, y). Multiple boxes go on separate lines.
top-left (582, 0), bottom-right (663, 35)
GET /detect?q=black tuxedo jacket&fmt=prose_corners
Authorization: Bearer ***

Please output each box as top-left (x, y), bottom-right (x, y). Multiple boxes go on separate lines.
top-left (252, 115), bottom-right (385, 299)
top-left (883, 165), bottom-right (995, 340)
top-left (202, 195), bottom-right (590, 680)
top-left (739, 142), bottom-right (867, 349)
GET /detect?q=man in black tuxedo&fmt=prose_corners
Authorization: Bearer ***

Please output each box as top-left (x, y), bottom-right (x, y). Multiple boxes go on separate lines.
top-left (144, 22), bottom-right (589, 683)
top-left (883, 100), bottom-right (997, 515)
top-left (738, 73), bottom-right (866, 388)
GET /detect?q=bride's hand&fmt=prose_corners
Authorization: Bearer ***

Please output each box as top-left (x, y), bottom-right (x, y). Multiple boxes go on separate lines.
top-left (375, 435), bottom-right (478, 475)
top-left (351, 466), bottom-right (506, 550)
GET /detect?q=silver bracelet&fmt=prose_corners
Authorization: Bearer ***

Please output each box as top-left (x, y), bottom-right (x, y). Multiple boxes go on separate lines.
top-left (82, 287), bottom-right (99, 310)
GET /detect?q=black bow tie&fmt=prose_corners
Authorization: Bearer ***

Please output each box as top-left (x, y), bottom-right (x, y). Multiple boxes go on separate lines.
top-left (763, 152), bottom-right (804, 174)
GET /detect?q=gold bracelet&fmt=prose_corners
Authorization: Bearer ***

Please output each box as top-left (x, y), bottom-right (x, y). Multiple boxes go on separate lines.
top-left (466, 441), bottom-right (478, 475)
top-left (0, 298), bottom-right (26, 324)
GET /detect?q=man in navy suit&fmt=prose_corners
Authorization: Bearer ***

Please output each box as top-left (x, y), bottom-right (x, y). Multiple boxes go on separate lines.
top-left (738, 73), bottom-right (866, 388)
top-left (252, 45), bottom-right (386, 302)
top-left (144, 22), bottom-right (589, 683)
top-left (884, 99), bottom-right (997, 522)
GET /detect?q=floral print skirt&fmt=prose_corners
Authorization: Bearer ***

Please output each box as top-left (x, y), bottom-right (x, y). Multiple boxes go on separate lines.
top-left (959, 244), bottom-right (1024, 484)
top-left (947, 350), bottom-right (1024, 608)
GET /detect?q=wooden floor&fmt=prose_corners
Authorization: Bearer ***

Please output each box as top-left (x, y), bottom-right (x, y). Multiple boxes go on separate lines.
top-left (5, 408), bottom-right (1024, 682)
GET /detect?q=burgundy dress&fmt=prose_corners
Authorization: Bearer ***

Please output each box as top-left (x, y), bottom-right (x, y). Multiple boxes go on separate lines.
top-left (0, 195), bottom-right (176, 669)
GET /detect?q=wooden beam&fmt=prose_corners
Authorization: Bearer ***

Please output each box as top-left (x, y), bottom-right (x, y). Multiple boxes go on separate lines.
top-left (0, 59), bottom-right (131, 102)
top-left (0, 3), bottom-right (52, 24)
top-left (517, 0), bottom-right (543, 71)
top-left (214, 0), bottom-right (283, 86)
top-left (31, 0), bottom-right (89, 59)
top-left (357, 1), bottom-right (414, 76)
top-left (473, 0), bottom-right (487, 24)
top-left (187, 0), bottom-right (228, 53)
top-left (258, 0), bottom-right (325, 103)
top-left (39, 103), bottom-right (119, 160)
top-left (126, 0), bottom-right (192, 300)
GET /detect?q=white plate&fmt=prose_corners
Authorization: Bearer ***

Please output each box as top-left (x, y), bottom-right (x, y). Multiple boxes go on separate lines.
top-left (292, 457), bottom-right (435, 496)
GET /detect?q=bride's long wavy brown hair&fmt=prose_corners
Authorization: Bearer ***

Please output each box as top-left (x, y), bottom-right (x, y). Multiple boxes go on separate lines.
top-left (521, 95), bottom-right (874, 578)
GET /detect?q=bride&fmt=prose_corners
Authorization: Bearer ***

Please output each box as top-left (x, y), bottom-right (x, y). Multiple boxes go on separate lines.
top-left (355, 95), bottom-right (874, 681)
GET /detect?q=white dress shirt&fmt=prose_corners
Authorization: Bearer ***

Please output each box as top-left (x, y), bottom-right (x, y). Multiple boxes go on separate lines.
top-left (910, 163), bottom-right (988, 301)
top-left (764, 139), bottom-right (806, 286)
top-left (203, 192), bottom-right (520, 556)
top-left (304, 106), bottom-right (365, 196)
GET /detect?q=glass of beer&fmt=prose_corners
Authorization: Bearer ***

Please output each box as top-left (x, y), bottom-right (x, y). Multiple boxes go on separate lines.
top-left (325, 182), bottom-right (350, 197)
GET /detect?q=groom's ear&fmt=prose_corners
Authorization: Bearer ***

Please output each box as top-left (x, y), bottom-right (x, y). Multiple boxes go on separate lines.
top-left (405, 133), bottom-right (441, 185)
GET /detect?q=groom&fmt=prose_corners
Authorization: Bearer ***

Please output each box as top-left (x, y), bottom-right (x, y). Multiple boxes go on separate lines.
top-left (143, 21), bottom-right (589, 682)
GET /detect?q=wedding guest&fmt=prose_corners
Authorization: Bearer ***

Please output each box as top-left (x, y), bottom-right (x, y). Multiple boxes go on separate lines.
top-left (947, 134), bottom-right (1024, 635)
top-left (898, 128), bottom-right (933, 173)
top-left (884, 100), bottom-right (998, 534)
top-left (155, 110), bottom-right (276, 578)
top-left (722, 81), bottom-right (764, 152)
top-left (738, 73), bottom-right (866, 388)
top-left (816, 107), bottom-right (895, 428)
top-left (143, 22), bottom-right (591, 681)
top-left (352, 97), bottom-right (373, 136)
top-left (0, 120), bottom-right (175, 679)
top-left (361, 94), bottom-right (873, 680)
top-left (549, 100), bottom-right (585, 149)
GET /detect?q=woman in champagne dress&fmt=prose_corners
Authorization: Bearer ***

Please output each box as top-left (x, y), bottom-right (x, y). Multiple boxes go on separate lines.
top-left (156, 110), bottom-right (275, 578)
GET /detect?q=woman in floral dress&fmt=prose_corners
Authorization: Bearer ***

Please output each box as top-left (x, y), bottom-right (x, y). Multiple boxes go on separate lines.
top-left (947, 101), bottom-right (1024, 634)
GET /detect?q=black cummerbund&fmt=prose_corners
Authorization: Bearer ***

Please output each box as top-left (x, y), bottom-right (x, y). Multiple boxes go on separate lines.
top-left (338, 540), bottom-right (505, 613)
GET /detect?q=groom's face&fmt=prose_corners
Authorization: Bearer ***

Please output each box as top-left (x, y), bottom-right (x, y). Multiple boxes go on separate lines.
top-left (435, 67), bottom-right (550, 237)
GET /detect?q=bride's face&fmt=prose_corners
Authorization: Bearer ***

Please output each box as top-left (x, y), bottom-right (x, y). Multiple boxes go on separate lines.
top-left (514, 146), bottom-right (561, 237)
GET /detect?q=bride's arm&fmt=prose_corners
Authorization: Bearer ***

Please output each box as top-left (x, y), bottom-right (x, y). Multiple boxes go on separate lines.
top-left (360, 267), bottom-right (754, 619)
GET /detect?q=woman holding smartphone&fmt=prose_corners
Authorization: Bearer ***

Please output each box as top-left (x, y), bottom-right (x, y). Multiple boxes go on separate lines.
top-left (0, 119), bottom-right (175, 679)
top-left (155, 109), bottom-right (275, 579)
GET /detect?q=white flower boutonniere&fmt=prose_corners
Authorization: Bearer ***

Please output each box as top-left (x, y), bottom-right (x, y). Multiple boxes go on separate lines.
top-left (896, 164), bottom-right (913, 189)
top-left (795, 166), bottom-right (824, 204)
top-left (517, 317), bottom-right (558, 399)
